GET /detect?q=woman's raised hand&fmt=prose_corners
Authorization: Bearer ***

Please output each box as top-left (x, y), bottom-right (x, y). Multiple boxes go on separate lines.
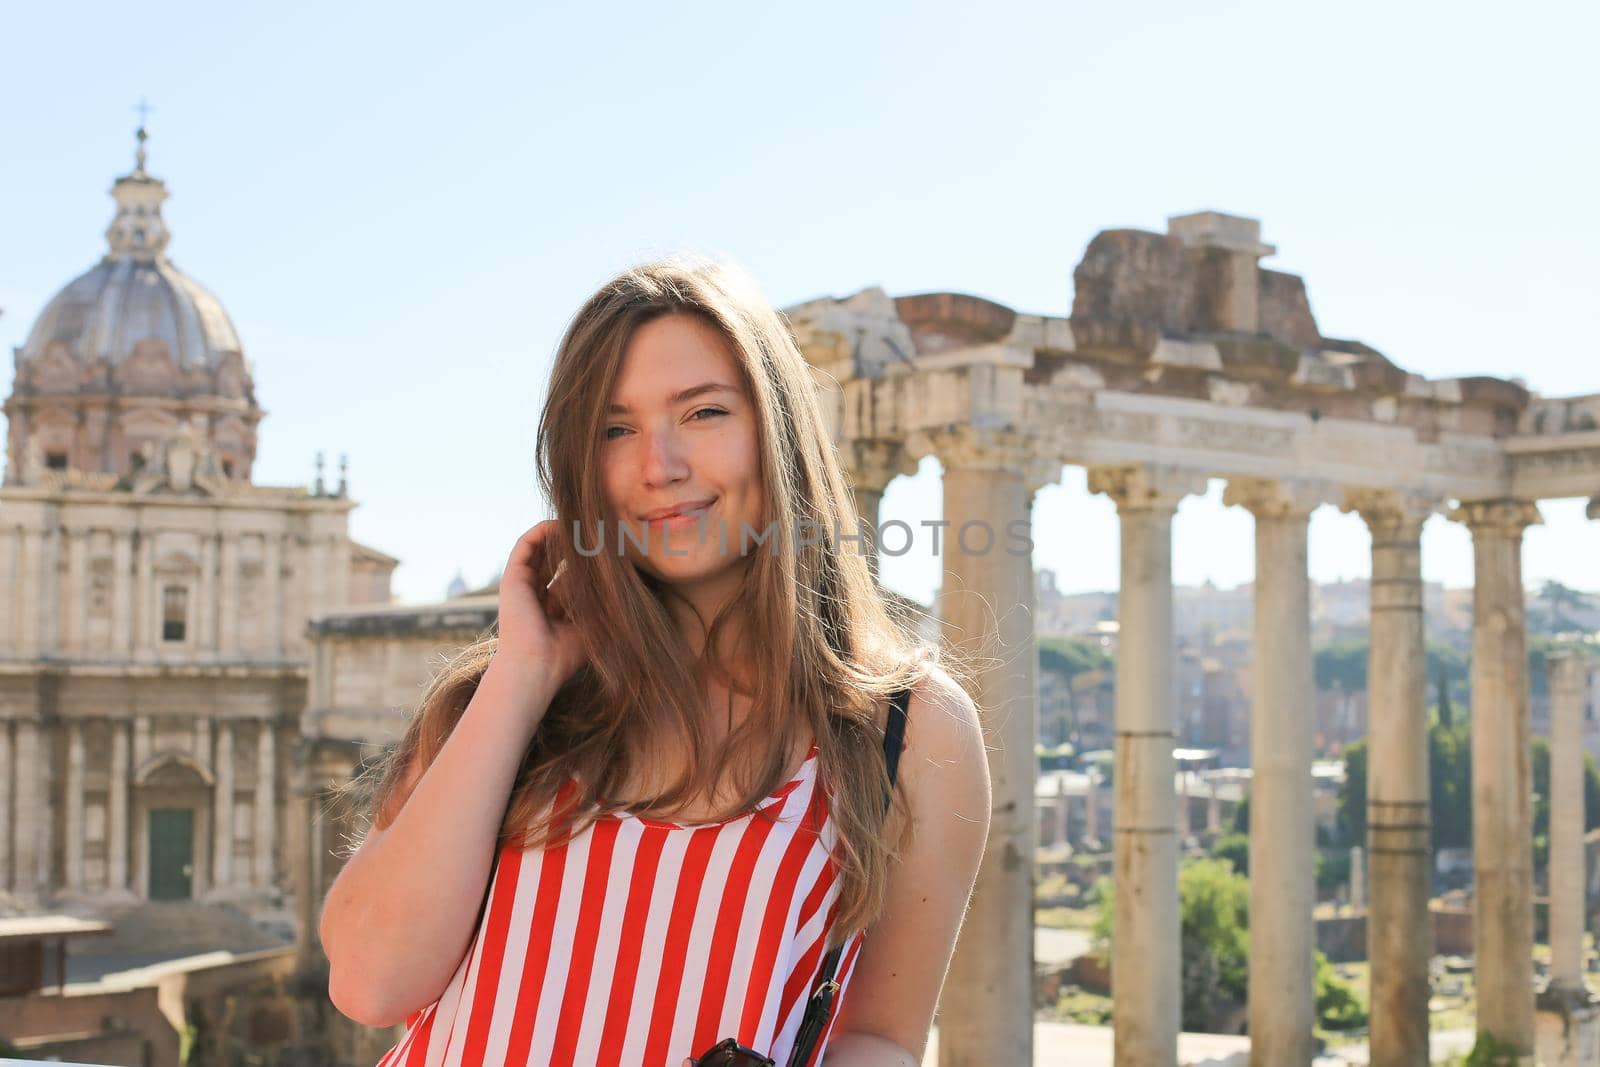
top-left (490, 519), bottom-right (588, 701)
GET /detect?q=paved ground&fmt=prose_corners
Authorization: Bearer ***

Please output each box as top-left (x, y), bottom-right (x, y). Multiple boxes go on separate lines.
top-left (923, 1022), bottom-right (1251, 1065)
top-left (946, 927), bottom-right (1481, 1065)
top-left (921, 1022), bottom-right (1481, 1065)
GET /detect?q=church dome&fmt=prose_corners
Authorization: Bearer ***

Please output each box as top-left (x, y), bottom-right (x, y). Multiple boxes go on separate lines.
top-left (15, 130), bottom-right (246, 375)
top-left (4, 127), bottom-right (263, 488)
top-left (21, 254), bottom-right (243, 372)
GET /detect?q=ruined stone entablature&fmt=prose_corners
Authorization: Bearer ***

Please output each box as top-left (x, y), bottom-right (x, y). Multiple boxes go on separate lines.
top-left (782, 209), bottom-right (1600, 1064)
top-left (787, 209), bottom-right (1600, 510)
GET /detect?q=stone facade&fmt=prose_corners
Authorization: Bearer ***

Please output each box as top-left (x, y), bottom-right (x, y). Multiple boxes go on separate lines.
top-left (0, 135), bottom-right (399, 922)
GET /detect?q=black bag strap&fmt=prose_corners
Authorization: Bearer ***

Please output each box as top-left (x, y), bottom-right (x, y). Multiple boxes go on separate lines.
top-left (785, 685), bottom-right (912, 1067)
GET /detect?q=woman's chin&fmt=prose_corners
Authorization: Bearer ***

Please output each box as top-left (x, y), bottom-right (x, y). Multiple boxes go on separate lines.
top-left (645, 553), bottom-right (744, 588)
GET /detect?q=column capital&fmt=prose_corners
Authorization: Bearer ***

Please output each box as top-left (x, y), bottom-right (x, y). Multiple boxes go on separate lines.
top-left (908, 426), bottom-right (1060, 496)
top-left (1340, 487), bottom-right (1443, 538)
top-left (1223, 476), bottom-right (1332, 521)
top-left (1548, 649), bottom-right (1591, 690)
top-left (842, 439), bottom-right (918, 495)
top-left (1087, 463), bottom-right (1207, 513)
top-left (1448, 497), bottom-right (1543, 537)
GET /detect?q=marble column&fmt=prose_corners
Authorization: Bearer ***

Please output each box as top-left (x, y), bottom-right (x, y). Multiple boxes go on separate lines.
top-left (255, 721), bottom-right (276, 889)
top-left (1089, 462), bottom-right (1206, 1067)
top-left (920, 425), bottom-right (1057, 1067)
top-left (112, 529), bottom-right (134, 656)
top-left (289, 750), bottom-right (318, 969)
top-left (1450, 498), bottom-right (1541, 1054)
top-left (842, 439), bottom-right (915, 580)
top-left (194, 717), bottom-right (211, 767)
top-left (265, 532), bottom-right (284, 658)
top-left (109, 720), bottom-right (129, 893)
top-left (327, 533), bottom-right (350, 609)
top-left (65, 722), bottom-right (85, 890)
top-left (13, 719), bottom-right (41, 898)
top-left (199, 532), bottom-right (218, 650)
top-left (132, 715), bottom-right (151, 772)
top-left (17, 528), bottom-right (44, 658)
top-left (134, 531), bottom-right (152, 654)
top-left (1536, 651), bottom-right (1600, 1065)
top-left (213, 721), bottom-right (235, 890)
top-left (68, 529), bottom-right (89, 653)
top-left (0, 723), bottom-right (11, 889)
top-left (1225, 476), bottom-right (1323, 1067)
top-left (219, 534), bottom-right (239, 655)
top-left (1344, 488), bottom-right (1436, 1066)
top-left (1546, 652), bottom-right (1588, 992)
top-left (40, 525), bottom-right (61, 654)
top-left (304, 530), bottom-right (325, 632)
top-left (0, 527), bottom-right (16, 651)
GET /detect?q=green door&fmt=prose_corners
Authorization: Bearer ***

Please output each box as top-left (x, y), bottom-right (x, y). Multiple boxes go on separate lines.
top-left (149, 808), bottom-right (194, 900)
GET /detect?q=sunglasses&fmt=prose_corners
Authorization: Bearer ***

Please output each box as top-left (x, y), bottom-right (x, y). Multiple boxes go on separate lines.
top-left (690, 1037), bottom-right (776, 1066)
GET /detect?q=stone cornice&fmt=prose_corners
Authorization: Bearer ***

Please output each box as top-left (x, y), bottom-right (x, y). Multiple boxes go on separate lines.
top-left (0, 485), bottom-right (352, 513)
top-left (827, 375), bottom-right (1520, 500)
top-left (1504, 431), bottom-right (1600, 500)
top-left (0, 660), bottom-right (309, 680)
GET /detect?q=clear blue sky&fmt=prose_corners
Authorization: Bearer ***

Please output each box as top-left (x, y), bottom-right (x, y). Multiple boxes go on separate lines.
top-left (3, 1), bottom-right (1596, 607)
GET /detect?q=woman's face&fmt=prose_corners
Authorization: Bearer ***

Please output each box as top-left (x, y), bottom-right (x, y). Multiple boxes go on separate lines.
top-left (599, 313), bottom-right (765, 592)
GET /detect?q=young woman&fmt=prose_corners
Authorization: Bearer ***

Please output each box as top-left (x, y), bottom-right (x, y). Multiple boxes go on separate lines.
top-left (319, 255), bottom-right (991, 1066)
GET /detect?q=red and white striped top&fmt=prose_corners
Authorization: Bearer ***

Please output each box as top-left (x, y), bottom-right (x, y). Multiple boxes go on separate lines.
top-left (375, 739), bottom-right (866, 1067)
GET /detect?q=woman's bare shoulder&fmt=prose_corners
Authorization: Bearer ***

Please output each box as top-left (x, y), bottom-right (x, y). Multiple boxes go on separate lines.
top-left (903, 664), bottom-right (983, 760)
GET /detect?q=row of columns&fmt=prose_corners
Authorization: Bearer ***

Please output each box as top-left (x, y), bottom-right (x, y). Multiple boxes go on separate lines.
top-left (845, 434), bottom-right (1560, 1066)
top-left (1093, 472), bottom-right (1546, 1066)
top-left (2, 716), bottom-right (278, 899)
top-left (0, 524), bottom-right (292, 659)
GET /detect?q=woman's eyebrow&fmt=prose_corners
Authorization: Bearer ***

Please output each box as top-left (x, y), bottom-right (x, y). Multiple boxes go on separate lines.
top-left (606, 382), bottom-right (739, 415)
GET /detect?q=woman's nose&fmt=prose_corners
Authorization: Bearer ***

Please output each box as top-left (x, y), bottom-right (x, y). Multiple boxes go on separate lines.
top-left (642, 428), bottom-right (690, 487)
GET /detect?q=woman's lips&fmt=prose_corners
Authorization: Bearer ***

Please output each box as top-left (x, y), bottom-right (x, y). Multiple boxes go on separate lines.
top-left (645, 498), bottom-right (716, 531)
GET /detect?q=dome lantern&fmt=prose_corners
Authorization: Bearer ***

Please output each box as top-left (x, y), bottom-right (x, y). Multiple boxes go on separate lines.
top-left (104, 125), bottom-right (172, 262)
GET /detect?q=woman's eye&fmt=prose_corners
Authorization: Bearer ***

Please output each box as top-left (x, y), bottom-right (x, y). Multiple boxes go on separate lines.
top-left (604, 409), bottom-right (724, 441)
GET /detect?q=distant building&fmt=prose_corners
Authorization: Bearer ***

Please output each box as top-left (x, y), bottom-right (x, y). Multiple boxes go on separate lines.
top-left (0, 131), bottom-right (397, 916)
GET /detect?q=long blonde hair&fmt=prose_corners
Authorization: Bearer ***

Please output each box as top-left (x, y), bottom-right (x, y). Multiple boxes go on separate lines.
top-left (348, 254), bottom-right (973, 945)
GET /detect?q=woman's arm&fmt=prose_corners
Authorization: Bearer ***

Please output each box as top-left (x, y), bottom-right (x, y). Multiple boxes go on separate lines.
top-left (320, 657), bottom-right (558, 1027)
top-left (823, 664), bottom-right (991, 1063)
